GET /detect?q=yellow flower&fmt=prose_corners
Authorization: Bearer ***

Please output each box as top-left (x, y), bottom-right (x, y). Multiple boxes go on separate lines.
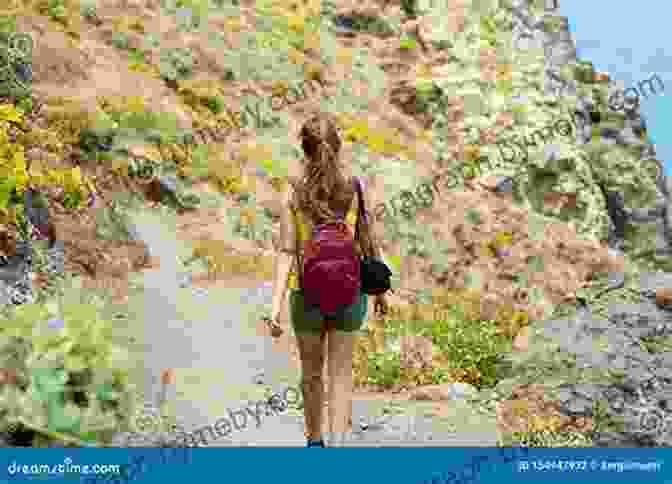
top-left (12, 146), bottom-right (26, 166)
top-left (14, 177), bottom-right (28, 194)
top-left (124, 96), bottom-right (146, 113)
top-left (71, 166), bottom-right (82, 185)
top-left (464, 144), bottom-right (481, 162)
top-left (333, 113), bottom-right (354, 129)
top-left (303, 31), bottom-right (320, 51)
top-left (304, 0), bottom-right (319, 16)
top-left (511, 310), bottom-right (529, 327)
top-left (111, 159), bottom-right (129, 176)
top-left (62, 166), bottom-right (83, 190)
top-left (492, 230), bottom-right (513, 247)
top-left (14, 161), bottom-right (29, 193)
top-left (269, 176), bottom-right (287, 193)
top-left (287, 48), bottom-right (306, 66)
top-left (477, 242), bottom-right (495, 258)
top-left (344, 120), bottom-right (369, 143)
top-left (367, 134), bottom-right (386, 153)
top-left (239, 207), bottom-right (257, 226)
top-left (496, 63), bottom-right (513, 82)
top-left (129, 62), bottom-right (153, 73)
top-left (226, 18), bottom-right (242, 31)
top-left (84, 178), bottom-right (97, 195)
top-left (335, 46), bottom-right (353, 65)
top-left (29, 170), bottom-right (46, 188)
top-left (46, 169), bottom-right (63, 185)
top-left (271, 80), bottom-right (289, 97)
top-left (286, 14), bottom-right (305, 34)
top-left (415, 63), bottom-right (432, 79)
top-left (239, 142), bottom-right (273, 162)
top-left (0, 104), bottom-right (24, 125)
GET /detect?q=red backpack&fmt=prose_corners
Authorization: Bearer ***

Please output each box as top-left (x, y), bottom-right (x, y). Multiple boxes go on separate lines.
top-left (295, 177), bottom-right (362, 315)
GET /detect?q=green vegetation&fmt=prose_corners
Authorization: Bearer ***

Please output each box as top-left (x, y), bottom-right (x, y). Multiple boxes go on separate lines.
top-left (358, 290), bottom-right (517, 390)
top-left (0, 278), bottom-right (139, 446)
top-left (639, 334), bottom-right (672, 354)
top-left (159, 47), bottom-right (194, 82)
top-left (332, 13), bottom-right (397, 35)
top-left (42, 0), bottom-right (69, 23)
top-left (0, 0), bottom-right (660, 449)
top-left (0, 20), bottom-right (33, 99)
top-left (227, 194), bottom-right (274, 243)
top-left (400, 0), bottom-right (419, 18)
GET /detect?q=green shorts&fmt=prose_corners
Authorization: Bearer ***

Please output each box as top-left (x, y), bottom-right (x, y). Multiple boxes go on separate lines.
top-left (289, 289), bottom-right (368, 335)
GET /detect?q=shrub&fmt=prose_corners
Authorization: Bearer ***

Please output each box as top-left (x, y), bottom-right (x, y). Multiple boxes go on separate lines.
top-left (97, 96), bottom-right (186, 145)
top-left (203, 144), bottom-right (245, 195)
top-left (364, 351), bottom-right (402, 387)
top-left (176, 80), bottom-right (227, 116)
top-left (0, 285), bottom-right (137, 446)
top-left (479, 15), bottom-right (497, 48)
top-left (227, 196), bottom-right (273, 243)
top-left (111, 14), bottom-right (145, 34)
top-left (159, 47), bottom-right (194, 82)
top-left (78, 127), bottom-right (115, 154)
top-left (331, 13), bottom-right (396, 35)
top-left (0, 15), bottom-right (16, 35)
top-left (342, 118), bottom-right (407, 158)
top-left (186, 244), bottom-right (273, 280)
top-left (0, 110), bottom-right (92, 213)
top-left (15, 96), bottom-right (33, 114)
top-left (38, 0), bottom-right (69, 23)
top-left (0, 27), bottom-right (33, 99)
top-left (374, 289), bottom-right (513, 389)
top-left (43, 97), bottom-right (100, 146)
top-left (161, 0), bottom-right (210, 28)
top-left (0, 112), bottom-right (30, 208)
top-left (94, 196), bottom-right (137, 241)
top-left (174, 6), bottom-right (202, 32)
top-left (110, 31), bottom-right (130, 50)
top-left (79, 0), bottom-right (98, 21)
top-left (400, 0), bottom-right (419, 17)
top-left (203, 95), bottom-right (225, 115)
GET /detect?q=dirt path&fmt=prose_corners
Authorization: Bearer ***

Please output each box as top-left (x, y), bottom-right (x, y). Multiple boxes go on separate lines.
top-left (117, 182), bottom-right (500, 446)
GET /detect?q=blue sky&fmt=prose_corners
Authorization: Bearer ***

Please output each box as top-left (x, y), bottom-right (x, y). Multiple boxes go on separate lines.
top-left (558, 0), bottom-right (672, 176)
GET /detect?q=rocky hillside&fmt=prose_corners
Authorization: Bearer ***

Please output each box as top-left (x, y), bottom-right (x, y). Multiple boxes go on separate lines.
top-left (0, 0), bottom-right (671, 447)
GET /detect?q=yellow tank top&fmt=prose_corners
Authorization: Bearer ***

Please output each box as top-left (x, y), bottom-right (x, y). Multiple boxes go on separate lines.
top-left (287, 194), bottom-right (359, 290)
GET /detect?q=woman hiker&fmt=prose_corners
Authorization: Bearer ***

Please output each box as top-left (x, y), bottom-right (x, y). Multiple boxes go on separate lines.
top-left (263, 113), bottom-right (389, 447)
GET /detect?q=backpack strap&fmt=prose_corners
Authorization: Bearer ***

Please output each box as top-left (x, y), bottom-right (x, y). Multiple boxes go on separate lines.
top-left (353, 176), bottom-right (371, 257)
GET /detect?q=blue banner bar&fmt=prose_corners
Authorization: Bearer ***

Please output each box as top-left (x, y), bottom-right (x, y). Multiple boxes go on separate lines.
top-left (0, 448), bottom-right (669, 484)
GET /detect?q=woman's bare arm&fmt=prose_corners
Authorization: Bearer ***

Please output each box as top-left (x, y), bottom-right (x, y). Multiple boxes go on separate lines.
top-left (270, 184), bottom-right (295, 322)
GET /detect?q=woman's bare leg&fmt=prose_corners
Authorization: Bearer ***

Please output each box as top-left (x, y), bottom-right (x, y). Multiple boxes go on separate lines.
top-left (295, 330), bottom-right (327, 441)
top-left (326, 329), bottom-right (356, 446)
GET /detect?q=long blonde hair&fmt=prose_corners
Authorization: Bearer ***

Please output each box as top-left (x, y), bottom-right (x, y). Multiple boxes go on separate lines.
top-left (293, 113), bottom-right (354, 222)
